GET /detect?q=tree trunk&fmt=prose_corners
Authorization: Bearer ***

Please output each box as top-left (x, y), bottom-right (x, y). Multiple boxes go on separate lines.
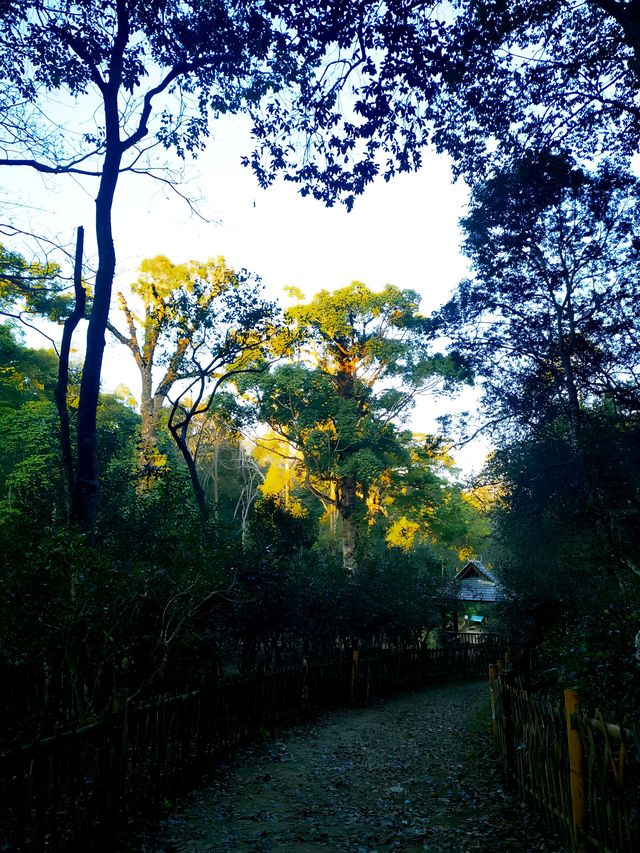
top-left (556, 317), bottom-right (582, 449)
top-left (136, 380), bottom-right (167, 487)
top-left (212, 441), bottom-right (220, 524)
top-left (341, 514), bottom-right (357, 574)
top-left (108, 299), bottom-right (169, 487)
top-left (140, 362), bottom-right (156, 450)
top-left (337, 474), bottom-right (358, 572)
top-left (549, 285), bottom-right (582, 450)
top-left (335, 352), bottom-right (359, 571)
top-left (72, 109), bottom-right (122, 529)
top-left (170, 420), bottom-right (209, 517)
top-left (54, 226), bottom-right (85, 506)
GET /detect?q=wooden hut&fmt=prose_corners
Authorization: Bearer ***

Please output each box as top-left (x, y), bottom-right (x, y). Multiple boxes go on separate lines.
top-left (444, 559), bottom-right (501, 636)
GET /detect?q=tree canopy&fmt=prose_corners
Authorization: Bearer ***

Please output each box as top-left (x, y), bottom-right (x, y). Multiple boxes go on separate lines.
top-left (0, 242), bottom-right (68, 326)
top-left (108, 253), bottom-right (278, 511)
top-left (439, 152), bottom-right (640, 444)
top-left (246, 282), bottom-right (470, 570)
top-left (430, 1), bottom-right (640, 177)
top-left (0, 0), bottom-right (458, 528)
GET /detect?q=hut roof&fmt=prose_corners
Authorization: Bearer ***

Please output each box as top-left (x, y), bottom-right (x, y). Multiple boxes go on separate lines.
top-left (446, 560), bottom-right (502, 603)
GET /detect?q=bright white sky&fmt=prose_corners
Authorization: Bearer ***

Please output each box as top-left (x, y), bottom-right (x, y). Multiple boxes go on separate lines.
top-left (4, 114), bottom-right (489, 474)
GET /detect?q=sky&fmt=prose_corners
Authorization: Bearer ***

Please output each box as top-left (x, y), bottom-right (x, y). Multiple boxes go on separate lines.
top-left (4, 114), bottom-right (489, 474)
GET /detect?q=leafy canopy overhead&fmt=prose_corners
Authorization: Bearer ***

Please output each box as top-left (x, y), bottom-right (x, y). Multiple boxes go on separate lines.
top-left (431, 0), bottom-right (640, 178)
top-left (0, 1), bottom-right (456, 208)
top-left (439, 152), bottom-right (640, 439)
top-left (4, 1), bottom-right (640, 199)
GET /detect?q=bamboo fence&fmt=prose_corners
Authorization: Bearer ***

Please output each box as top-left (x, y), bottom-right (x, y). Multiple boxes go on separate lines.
top-left (0, 642), bottom-right (493, 852)
top-left (490, 666), bottom-right (640, 852)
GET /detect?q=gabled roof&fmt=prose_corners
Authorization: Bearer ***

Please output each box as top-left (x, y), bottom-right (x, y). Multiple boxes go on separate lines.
top-left (446, 560), bottom-right (502, 603)
top-left (454, 560), bottom-right (497, 584)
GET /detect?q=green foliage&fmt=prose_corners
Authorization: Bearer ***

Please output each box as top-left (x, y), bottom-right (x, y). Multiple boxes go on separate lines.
top-left (228, 497), bottom-right (448, 669)
top-left (485, 410), bottom-right (640, 706)
top-left (439, 154), bottom-right (640, 441)
top-left (373, 435), bottom-right (491, 562)
top-left (0, 324), bottom-right (58, 409)
top-left (0, 398), bottom-right (66, 529)
top-left (111, 254), bottom-right (279, 512)
top-left (285, 282), bottom-right (468, 396)
top-left (0, 244), bottom-right (69, 322)
top-left (247, 283), bottom-right (470, 569)
top-left (246, 496), bottom-right (317, 558)
top-left (538, 608), bottom-right (640, 716)
top-left (344, 543), bottom-right (444, 647)
top-left (230, 498), bottom-right (317, 667)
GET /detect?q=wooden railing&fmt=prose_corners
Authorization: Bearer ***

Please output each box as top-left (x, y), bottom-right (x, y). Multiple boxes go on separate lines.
top-left (489, 665), bottom-right (640, 852)
top-left (0, 644), bottom-right (492, 852)
top-left (445, 631), bottom-right (492, 645)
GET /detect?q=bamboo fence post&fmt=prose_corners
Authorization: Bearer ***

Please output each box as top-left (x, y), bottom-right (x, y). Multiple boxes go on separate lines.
top-left (197, 672), bottom-right (211, 762)
top-left (350, 649), bottom-right (360, 703)
top-left (489, 664), bottom-right (498, 739)
top-left (301, 657), bottom-right (309, 711)
top-left (104, 688), bottom-right (128, 831)
top-left (564, 688), bottom-right (587, 853)
top-left (503, 681), bottom-right (515, 783)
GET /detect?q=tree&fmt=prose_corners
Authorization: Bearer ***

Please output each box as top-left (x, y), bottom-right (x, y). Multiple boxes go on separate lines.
top-left (381, 435), bottom-right (491, 562)
top-left (161, 274), bottom-right (276, 517)
top-left (0, 343), bottom-right (67, 533)
top-left (54, 227), bottom-right (87, 502)
top-left (247, 282), bottom-right (468, 571)
top-left (0, 0), bottom-right (473, 529)
top-left (232, 444), bottom-right (265, 546)
top-left (438, 153), bottom-right (640, 446)
top-left (0, 324), bottom-right (59, 411)
top-left (0, 226), bottom-right (86, 501)
top-left (484, 408), bottom-right (640, 707)
top-left (430, 1), bottom-right (640, 179)
top-left (0, 241), bottom-right (68, 326)
top-left (184, 392), bottom-right (248, 526)
top-left (107, 252), bottom-right (277, 512)
top-left (108, 255), bottom-right (242, 480)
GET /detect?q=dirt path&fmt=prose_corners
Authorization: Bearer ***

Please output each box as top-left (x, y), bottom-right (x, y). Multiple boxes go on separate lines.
top-left (123, 681), bottom-right (565, 852)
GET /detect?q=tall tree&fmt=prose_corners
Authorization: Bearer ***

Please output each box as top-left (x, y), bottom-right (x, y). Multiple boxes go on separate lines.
top-left (247, 282), bottom-right (468, 571)
top-left (107, 253), bottom-right (277, 511)
top-left (439, 153), bottom-right (640, 445)
top-left (108, 255), bottom-right (243, 481)
top-left (53, 227), bottom-right (86, 501)
top-left (0, 1), bottom-right (466, 529)
top-left (163, 274), bottom-right (276, 516)
top-left (1, 229), bottom-right (85, 503)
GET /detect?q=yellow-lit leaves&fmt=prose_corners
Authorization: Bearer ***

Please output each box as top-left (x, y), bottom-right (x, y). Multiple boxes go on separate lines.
top-left (386, 516), bottom-right (420, 551)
